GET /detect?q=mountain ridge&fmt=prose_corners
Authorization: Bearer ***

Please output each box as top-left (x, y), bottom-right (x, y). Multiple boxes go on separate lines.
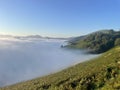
top-left (67, 29), bottom-right (120, 53)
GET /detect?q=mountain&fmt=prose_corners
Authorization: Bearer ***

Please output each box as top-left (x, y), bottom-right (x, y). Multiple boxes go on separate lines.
top-left (1, 30), bottom-right (120, 90)
top-left (25, 35), bottom-right (42, 38)
top-left (0, 35), bottom-right (13, 38)
top-left (0, 35), bottom-right (68, 40)
top-left (67, 29), bottom-right (120, 53)
top-left (1, 46), bottom-right (120, 90)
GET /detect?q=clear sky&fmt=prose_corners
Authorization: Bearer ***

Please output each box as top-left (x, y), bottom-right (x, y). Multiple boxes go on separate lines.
top-left (0, 0), bottom-right (120, 37)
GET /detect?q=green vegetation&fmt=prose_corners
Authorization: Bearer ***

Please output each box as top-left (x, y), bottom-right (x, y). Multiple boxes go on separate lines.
top-left (115, 38), bottom-right (120, 46)
top-left (67, 29), bottom-right (120, 53)
top-left (1, 46), bottom-right (120, 90)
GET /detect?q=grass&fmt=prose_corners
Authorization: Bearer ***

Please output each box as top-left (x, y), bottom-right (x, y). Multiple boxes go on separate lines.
top-left (0, 46), bottom-right (120, 90)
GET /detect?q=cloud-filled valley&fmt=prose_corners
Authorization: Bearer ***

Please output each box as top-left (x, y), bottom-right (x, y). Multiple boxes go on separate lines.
top-left (0, 37), bottom-right (98, 87)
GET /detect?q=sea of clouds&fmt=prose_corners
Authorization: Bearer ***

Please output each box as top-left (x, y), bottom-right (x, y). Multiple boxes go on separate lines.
top-left (0, 37), bottom-right (98, 87)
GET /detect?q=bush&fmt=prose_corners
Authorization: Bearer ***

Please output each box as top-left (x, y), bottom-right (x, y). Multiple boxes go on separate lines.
top-left (115, 38), bottom-right (120, 46)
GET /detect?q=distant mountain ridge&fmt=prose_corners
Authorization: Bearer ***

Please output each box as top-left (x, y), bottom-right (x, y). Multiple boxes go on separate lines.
top-left (91, 29), bottom-right (115, 34)
top-left (0, 35), bottom-right (68, 40)
top-left (67, 29), bottom-right (120, 53)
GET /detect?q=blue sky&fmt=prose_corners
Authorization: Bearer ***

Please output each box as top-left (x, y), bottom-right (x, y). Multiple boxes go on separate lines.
top-left (0, 0), bottom-right (120, 37)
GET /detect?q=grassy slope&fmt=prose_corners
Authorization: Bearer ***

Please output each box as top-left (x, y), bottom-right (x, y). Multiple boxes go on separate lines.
top-left (67, 30), bottom-right (120, 54)
top-left (0, 47), bottom-right (120, 90)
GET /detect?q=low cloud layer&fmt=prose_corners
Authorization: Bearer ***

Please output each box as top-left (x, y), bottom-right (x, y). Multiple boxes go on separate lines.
top-left (0, 37), bottom-right (98, 87)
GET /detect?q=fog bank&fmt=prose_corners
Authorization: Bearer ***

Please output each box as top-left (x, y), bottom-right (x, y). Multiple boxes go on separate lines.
top-left (0, 38), bottom-right (98, 87)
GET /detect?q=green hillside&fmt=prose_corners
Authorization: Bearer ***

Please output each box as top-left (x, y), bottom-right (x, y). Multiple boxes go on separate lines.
top-left (67, 30), bottom-right (120, 53)
top-left (1, 46), bottom-right (120, 90)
